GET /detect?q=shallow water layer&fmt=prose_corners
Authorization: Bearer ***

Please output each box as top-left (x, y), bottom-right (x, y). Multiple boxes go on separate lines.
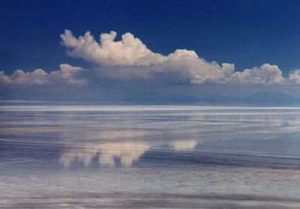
top-left (1, 103), bottom-right (300, 208)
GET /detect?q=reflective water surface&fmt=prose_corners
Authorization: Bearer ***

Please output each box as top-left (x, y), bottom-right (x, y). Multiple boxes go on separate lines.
top-left (1, 103), bottom-right (300, 208)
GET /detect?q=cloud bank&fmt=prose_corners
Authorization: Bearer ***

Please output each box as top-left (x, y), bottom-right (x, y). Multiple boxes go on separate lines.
top-left (2, 29), bottom-right (300, 103)
top-left (60, 30), bottom-right (287, 85)
top-left (0, 29), bottom-right (295, 86)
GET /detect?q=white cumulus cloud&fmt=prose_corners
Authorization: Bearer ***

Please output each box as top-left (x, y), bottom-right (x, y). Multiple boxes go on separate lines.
top-left (231, 64), bottom-right (284, 85)
top-left (60, 30), bottom-right (286, 85)
top-left (289, 69), bottom-right (300, 84)
top-left (1, 30), bottom-right (298, 88)
top-left (0, 64), bottom-right (86, 86)
top-left (61, 30), bottom-right (165, 66)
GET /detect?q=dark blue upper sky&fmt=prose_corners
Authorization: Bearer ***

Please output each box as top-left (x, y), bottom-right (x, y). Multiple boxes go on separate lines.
top-left (1, 0), bottom-right (300, 75)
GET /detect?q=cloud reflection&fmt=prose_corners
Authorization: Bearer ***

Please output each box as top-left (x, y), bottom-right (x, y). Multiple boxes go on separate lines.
top-left (170, 140), bottom-right (198, 151)
top-left (60, 142), bottom-right (150, 167)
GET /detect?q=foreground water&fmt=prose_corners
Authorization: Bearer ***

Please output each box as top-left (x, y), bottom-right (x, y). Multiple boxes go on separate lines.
top-left (1, 103), bottom-right (300, 208)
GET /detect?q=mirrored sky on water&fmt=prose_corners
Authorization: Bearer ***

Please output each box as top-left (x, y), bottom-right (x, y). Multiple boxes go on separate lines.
top-left (1, 103), bottom-right (300, 208)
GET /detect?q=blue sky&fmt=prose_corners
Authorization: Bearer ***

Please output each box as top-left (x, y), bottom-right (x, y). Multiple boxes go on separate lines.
top-left (1, 0), bottom-right (300, 73)
top-left (1, 0), bottom-right (300, 104)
